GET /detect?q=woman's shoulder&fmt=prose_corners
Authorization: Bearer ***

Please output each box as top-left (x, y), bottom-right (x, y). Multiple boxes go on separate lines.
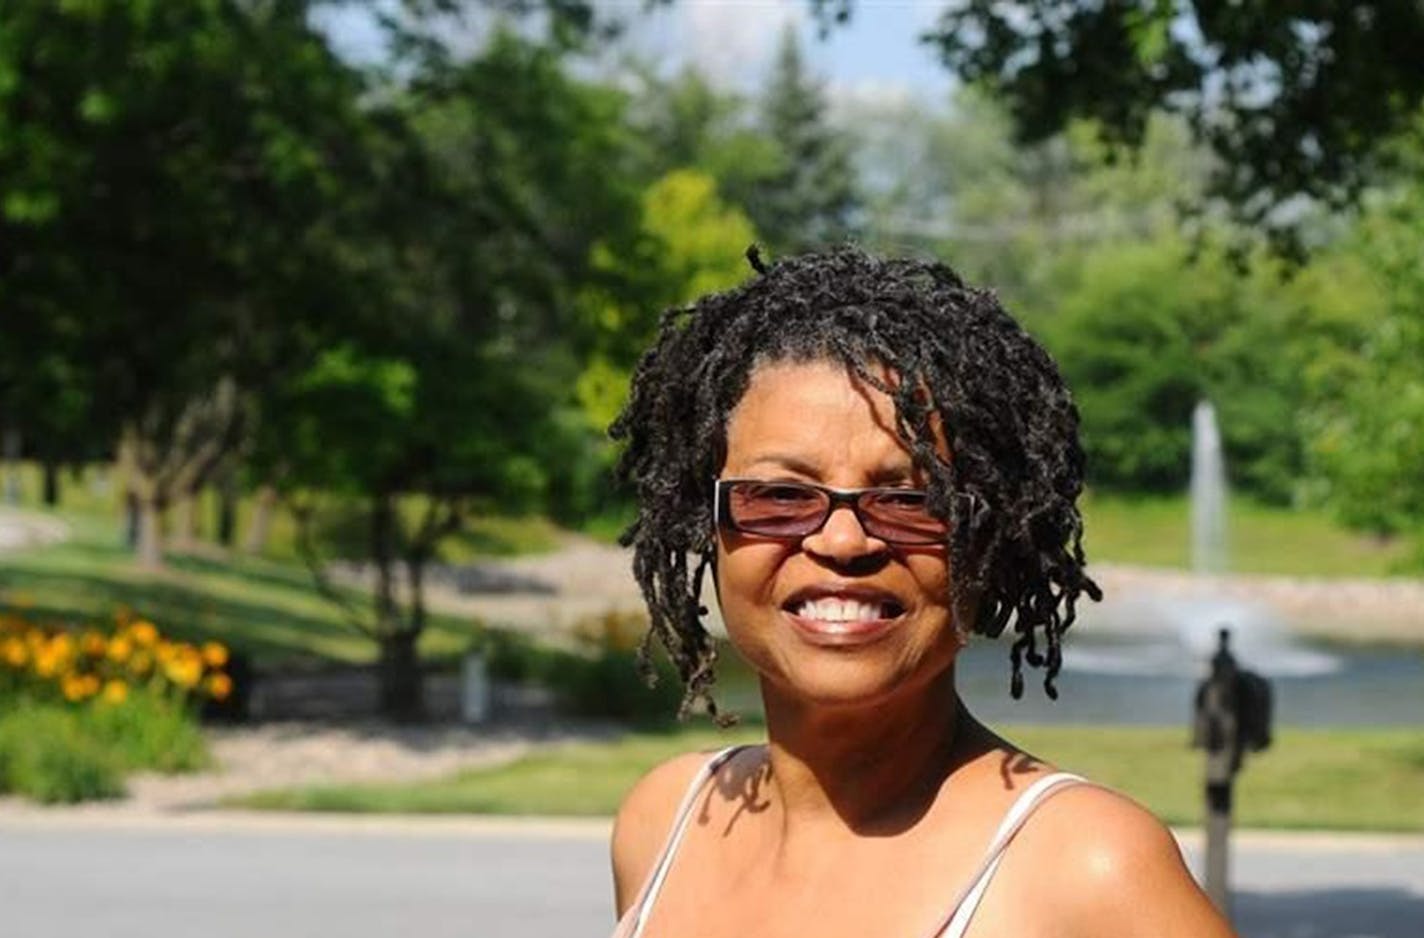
top-left (610, 747), bottom-right (743, 915)
top-left (1003, 781), bottom-right (1237, 937)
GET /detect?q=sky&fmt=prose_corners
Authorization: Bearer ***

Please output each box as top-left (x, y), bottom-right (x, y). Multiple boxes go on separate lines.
top-left (616, 0), bottom-right (954, 103)
top-left (320, 0), bottom-right (957, 108)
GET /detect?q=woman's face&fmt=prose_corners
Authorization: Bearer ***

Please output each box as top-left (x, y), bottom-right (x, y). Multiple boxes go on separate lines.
top-left (715, 358), bottom-right (961, 709)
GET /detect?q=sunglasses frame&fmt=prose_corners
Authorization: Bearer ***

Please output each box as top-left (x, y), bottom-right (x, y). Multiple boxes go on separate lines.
top-left (713, 477), bottom-right (949, 546)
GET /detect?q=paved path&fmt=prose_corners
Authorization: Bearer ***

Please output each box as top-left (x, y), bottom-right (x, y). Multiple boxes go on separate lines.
top-left (0, 813), bottom-right (1419, 938)
top-left (0, 507), bottom-right (68, 553)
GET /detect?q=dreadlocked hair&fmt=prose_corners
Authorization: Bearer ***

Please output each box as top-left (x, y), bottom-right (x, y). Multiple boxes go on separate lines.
top-left (610, 246), bottom-right (1101, 723)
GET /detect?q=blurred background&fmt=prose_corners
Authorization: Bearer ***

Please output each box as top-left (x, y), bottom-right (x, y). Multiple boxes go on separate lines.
top-left (0, 2), bottom-right (1421, 936)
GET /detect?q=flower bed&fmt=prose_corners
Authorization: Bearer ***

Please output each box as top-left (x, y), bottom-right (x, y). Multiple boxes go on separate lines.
top-left (0, 608), bottom-right (231, 803)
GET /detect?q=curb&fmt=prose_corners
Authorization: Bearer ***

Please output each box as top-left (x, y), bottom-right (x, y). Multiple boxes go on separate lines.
top-left (0, 807), bottom-right (613, 839)
top-left (1, 806), bottom-right (1418, 851)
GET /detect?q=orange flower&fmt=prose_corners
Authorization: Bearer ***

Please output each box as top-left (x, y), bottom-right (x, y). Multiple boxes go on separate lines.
top-left (201, 641), bottom-right (229, 669)
top-left (49, 632), bottom-right (75, 662)
top-left (128, 649), bottom-right (154, 677)
top-left (106, 636), bottom-right (133, 664)
top-left (61, 673), bottom-right (90, 702)
top-left (81, 630), bottom-right (108, 657)
top-left (2, 638), bottom-right (26, 668)
top-left (101, 679), bottom-right (129, 705)
top-left (34, 649), bottom-right (60, 678)
top-left (205, 672), bottom-right (233, 701)
top-left (163, 656), bottom-right (203, 689)
top-left (128, 620), bottom-right (159, 647)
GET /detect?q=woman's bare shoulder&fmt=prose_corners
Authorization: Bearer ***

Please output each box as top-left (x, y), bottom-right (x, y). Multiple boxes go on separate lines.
top-left (609, 749), bottom-right (721, 915)
top-left (1013, 783), bottom-right (1238, 937)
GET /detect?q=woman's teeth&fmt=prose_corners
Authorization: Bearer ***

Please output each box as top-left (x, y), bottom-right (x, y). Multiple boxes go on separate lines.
top-left (794, 598), bottom-right (892, 622)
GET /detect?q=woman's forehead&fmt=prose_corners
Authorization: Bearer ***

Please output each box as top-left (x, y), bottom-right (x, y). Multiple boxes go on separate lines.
top-left (722, 360), bottom-right (918, 473)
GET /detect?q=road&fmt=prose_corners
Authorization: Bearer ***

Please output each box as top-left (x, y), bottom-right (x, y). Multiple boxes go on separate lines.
top-left (1, 814), bottom-right (1420, 938)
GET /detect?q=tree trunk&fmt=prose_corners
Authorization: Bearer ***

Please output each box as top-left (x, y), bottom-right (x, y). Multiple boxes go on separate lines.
top-left (372, 493), bottom-right (398, 629)
top-left (372, 494), bottom-right (423, 721)
top-left (377, 629), bottom-right (424, 722)
top-left (242, 485), bottom-right (277, 555)
top-left (2, 426), bottom-right (20, 505)
top-left (137, 495), bottom-right (164, 570)
top-left (216, 477), bottom-right (238, 547)
top-left (172, 492), bottom-right (199, 551)
top-left (41, 460), bottom-right (60, 507)
top-left (123, 489), bottom-right (141, 550)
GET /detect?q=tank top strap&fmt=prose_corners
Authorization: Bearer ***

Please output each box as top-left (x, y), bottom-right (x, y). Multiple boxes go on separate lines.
top-left (615, 745), bottom-right (752, 938)
top-left (931, 771), bottom-right (1088, 938)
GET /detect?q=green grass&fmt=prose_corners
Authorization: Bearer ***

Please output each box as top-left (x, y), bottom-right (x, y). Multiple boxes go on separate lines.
top-left (0, 513), bottom-right (481, 666)
top-left (1081, 492), bottom-right (1418, 577)
top-left (0, 461), bottom-right (562, 564)
top-left (231, 724), bottom-right (1424, 832)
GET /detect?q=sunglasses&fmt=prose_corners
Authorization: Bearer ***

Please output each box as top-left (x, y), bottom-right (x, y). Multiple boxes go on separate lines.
top-left (714, 478), bottom-right (949, 546)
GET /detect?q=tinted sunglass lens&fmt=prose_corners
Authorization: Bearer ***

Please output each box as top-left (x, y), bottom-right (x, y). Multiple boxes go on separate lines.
top-left (729, 483), bottom-right (827, 536)
top-left (860, 491), bottom-right (947, 544)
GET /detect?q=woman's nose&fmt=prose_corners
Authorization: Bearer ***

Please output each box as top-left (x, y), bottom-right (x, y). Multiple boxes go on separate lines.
top-left (803, 505), bottom-right (887, 565)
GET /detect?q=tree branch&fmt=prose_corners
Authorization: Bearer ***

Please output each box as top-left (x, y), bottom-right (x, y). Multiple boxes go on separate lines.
top-left (287, 493), bottom-right (379, 642)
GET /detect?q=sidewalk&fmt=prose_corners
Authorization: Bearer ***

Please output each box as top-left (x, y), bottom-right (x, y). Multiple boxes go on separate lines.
top-left (1, 810), bottom-right (1419, 938)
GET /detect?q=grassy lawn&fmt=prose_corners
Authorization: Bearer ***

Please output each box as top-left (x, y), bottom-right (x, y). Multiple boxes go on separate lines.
top-left (1081, 492), bottom-right (1418, 577)
top-left (0, 513), bottom-right (481, 666)
top-left (232, 724), bottom-right (1424, 833)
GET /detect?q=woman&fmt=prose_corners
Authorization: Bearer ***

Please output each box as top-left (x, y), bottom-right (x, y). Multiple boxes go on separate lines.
top-left (608, 248), bottom-right (1235, 938)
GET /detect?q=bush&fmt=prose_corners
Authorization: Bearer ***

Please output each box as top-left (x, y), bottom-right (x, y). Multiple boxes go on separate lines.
top-left (545, 611), bottom-right (683, 723)
top-left (0, 704), bottom-right (125, 804)
top-left (79, 689), bottom-right (211, 773)
top-left (477, 614), bottom-right (684, 724)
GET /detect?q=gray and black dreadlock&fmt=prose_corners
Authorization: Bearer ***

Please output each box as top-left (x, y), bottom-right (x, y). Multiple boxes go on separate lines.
top-left (611, 246), bottom-right (1101, 723)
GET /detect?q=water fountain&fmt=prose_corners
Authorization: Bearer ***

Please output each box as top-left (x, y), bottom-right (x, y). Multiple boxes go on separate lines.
top-left (955, 399), bottom-right (1420, 726)
top-left (1068, 400), bottom-right (1339, 677)
top-left (1190, 401), bottom-right (1228, 575)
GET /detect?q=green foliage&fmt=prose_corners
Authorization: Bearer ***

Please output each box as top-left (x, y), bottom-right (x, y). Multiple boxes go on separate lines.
top-left (747, 28), bottom-right (861, 254)
top-left (1043, 239), bottom-right (1308, 500)
top-left (478, 616), bottom-right (683, 723)
top-left (576, 169), bottom-right (756, 428)
top-left (0, 0), bottom-right (379, 470)
top-left (918, 1), bottom-right (1424, 249)
top-left (0, 702), bottom-right (125, 804)
top-left (1305, 182), bottom-right (1424, 536)
top-left (77, 688), bottom-right (210, 774)
top-left (0, 689), bottom-right (207, 803)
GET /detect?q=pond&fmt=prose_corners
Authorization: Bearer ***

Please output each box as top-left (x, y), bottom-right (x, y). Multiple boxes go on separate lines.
top-left (711, 632), bottom-right (1424, 728)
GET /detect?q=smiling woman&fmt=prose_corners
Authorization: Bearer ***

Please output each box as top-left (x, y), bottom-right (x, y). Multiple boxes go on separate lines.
top-left (606, 247), bottom-right (1236, 938)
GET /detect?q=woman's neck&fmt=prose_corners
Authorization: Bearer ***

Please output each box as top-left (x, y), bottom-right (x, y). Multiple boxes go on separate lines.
top-left (758, 666), bottom-right (983, 837)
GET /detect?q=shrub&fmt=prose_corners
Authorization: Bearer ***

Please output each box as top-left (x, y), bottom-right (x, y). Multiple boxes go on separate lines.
top-left (546, 611), bottom-right (683, 723)
top-left (0, 704), bottom-right (125, 804)
top-left (0, 606), bottom-right (223, 802)
top-left (79, 689), bottom-right (211, 773)
top-left (476, 614), bottom-right (684, 724)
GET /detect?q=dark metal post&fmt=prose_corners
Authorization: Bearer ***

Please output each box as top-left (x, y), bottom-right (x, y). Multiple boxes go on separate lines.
top-left (1192, 627), bottom-right (1272, 921)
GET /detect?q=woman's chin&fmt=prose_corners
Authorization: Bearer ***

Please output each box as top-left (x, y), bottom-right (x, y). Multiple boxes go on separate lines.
top-left (756, 655), bottom-right (949, 713)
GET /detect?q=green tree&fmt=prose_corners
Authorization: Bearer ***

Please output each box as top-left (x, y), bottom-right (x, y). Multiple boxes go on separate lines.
top-left (1305, 182), bottom-right (1424, 537)
top-left (258, 31), bottom-right (648, 718)
top-left (905, 1), bottom-right (1424, 250)
top-left (576, 169), bottom-right (757, 430)
top-left (626, 67), bottom-right (782, 232)
top-left (1043, 238), bottom-right (1310, 501)
top-left (747, 28), bottom-right (861, 253)
top-left (858, 92), bottom-right (1209, 315)
top-left (0, 0), bottom-right (378, 566)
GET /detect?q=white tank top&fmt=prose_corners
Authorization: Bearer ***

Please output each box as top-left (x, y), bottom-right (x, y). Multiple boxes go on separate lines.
top-left (612, 745), bottom-right (1086, 938)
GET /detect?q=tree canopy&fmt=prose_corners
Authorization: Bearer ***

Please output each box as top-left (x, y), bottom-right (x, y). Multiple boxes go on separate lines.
top-left (863, 1), bottom-right (1424, 250)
